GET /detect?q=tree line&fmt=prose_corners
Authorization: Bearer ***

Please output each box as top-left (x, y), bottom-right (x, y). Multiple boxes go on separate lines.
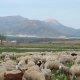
top-left (0, 34), bottom-right (6, 45)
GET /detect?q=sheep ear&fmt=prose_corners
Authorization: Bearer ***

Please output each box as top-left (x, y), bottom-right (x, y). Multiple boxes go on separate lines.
top-left (22, 68), bottom-right (28, 73)
top-left (24, 68), bottom-right (28, 71)
top-left (18, 67), bottom-right (28, 72)
top-left (17, 67), bottom-right (22, 71)
top-left (59, 65), bottom-right (62, 69)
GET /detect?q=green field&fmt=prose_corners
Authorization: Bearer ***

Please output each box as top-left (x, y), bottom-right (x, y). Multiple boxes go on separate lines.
top-left (0, 42), bottom-right (80, 53)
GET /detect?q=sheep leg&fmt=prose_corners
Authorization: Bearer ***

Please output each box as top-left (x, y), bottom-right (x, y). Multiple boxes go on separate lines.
top-left (70, 76), bottom-right (76, 80)
top-left (66, 75), bottom-right (70, 80)
top-left (22, 77), bottom-right (26, 80)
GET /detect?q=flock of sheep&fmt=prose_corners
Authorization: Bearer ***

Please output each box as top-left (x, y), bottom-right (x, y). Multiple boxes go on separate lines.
top-left (0, 51), bottom-right (80, 80)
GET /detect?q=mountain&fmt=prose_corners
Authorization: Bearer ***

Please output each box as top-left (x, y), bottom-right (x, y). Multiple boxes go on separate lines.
top-left (0, 16), bottom-right (80, 38)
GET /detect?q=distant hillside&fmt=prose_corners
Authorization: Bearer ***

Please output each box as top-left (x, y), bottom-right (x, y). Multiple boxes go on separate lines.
top-left (0, 16), bottom-right (80, 38)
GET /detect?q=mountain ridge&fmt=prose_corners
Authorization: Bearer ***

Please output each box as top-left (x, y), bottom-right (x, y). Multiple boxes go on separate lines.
top-left (0, 16), bottom-right (80, 38)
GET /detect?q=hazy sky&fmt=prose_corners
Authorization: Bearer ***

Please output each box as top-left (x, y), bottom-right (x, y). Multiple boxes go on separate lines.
top-left (0, 0), bottom-right (80, 29)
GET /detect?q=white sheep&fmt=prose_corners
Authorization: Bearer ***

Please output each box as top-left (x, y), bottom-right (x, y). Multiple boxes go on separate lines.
top-left (69, 64), bottom-right (80, 80)
top-left (44, 60), bottom-right (61, 70)
top-left (23, 70), bottom-right (46, 80)
top-left (41, 68), bottom-right (51, 80)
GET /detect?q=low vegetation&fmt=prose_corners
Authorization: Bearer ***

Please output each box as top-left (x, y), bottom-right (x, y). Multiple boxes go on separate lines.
top-left (0, 42), bottom-right (80, 53)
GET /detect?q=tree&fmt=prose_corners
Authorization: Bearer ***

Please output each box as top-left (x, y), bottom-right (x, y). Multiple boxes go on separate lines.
top-left (0, 34), bottom-right (6, 45)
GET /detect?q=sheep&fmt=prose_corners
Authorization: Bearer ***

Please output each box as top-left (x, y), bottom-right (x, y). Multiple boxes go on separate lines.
top-left (25, 59), bottom-right (35, 68)
top-left (16, 58), bottom-right (37, 70)
top-left (23, 63), bottom-right (51, 80)
top-left (23, 70), bottom-right (46, 80)
top-left (58, 55), bottom-right (74, 64)
top-left (76, 76), bottom-right (80, 80)
top-left (4, 70), bottom-right (25, 80)
top-left (46, 55), bottom-right (58, 61)
top-left (3, 54), bottom-right (10, 62)
top-left (14, 52), bottom-right (28, 58)
top-left (27, 65), bottom-right (40, 72)
top-left (8, 52), bottom-right (17, 60)
top-left (27, 65), bottom-right (50, 78)
top-left (0, 72), bottom-right (5, 80)
top-left (69, 64), bottom-right (80, 80)
top-left (17, 55), bottom-right (32, 61)
top-left (1, 52), bottom-right (8, 57)
top-left (0, 60), bottom-right (17, 71)
top-left (44, 60), bottom-right (61, 70)
top-left (39, 60), bottom-right (52, 80)
top-left (0, 65), bottom-right (7, 80)
top-left (59, 64), bottom-right (69, 75)
top-left (16, 59), bottom-right (28, 70)
top-left (5, 60), bottom-right (17, 65)
top-left (75, 56), bottom-right (80, 64)
top-left (59, 64), bottom-right (70, 80)
top-left (41, 68), bottom-right (51, 80)
top-left (1, 52), bottom-right (16, 61)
